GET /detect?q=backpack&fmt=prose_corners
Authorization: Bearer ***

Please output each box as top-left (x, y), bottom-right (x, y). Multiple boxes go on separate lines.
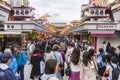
top-left (0, 68), bottom-right (17, 80)
top-left (110, 64), bottom-right (120, 80)
top-left (97, 54), bottom-right (106, 76)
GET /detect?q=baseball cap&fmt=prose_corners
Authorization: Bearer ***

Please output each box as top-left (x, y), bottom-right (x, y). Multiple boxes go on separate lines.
top-left (0, 53), bottom-right (12, 63)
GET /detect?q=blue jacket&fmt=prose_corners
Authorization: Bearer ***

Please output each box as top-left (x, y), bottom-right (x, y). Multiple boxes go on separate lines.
top-left (17, 51), bottom-right (26, 66)
top-left (0, 52), bottom-right (3, 63)
top-left (9, 58), bottom-right (18, 74)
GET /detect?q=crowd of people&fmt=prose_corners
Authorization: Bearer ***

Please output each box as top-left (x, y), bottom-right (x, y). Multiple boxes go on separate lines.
top-left (0, 45), bottom-right (26, 80)
top-left (0, 38), bottom-right (120, 80)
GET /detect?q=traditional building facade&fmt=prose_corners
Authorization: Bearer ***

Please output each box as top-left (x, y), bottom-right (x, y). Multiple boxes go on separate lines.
top-left (66, 1), bottom-right (120, 52)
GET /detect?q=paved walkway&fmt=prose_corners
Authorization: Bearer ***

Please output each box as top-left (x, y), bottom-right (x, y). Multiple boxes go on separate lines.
top-left (24, 62), bottom-right (67, 80)
top-left (24, 62), bottom-right (32, 80)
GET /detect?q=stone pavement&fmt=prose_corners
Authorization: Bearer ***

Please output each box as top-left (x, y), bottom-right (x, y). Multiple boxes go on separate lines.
top-left (24, 62), bottom-right (32, 80)
top-left (24, 62), bottom-right (67, 80)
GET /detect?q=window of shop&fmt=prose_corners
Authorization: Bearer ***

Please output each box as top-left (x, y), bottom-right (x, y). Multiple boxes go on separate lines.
top-left (11, 25), bottom-right (14, 28)
top-left (7, 25), bottom-right (10, 28)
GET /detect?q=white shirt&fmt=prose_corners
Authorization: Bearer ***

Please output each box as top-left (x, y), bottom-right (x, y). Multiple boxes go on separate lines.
top-left (66, 47), bottom-right (74, 62)
top-left (106, 63), bottom-right (117, 80)
top-left (70, 62), bottom-right (81, 72)
top-left (27, 43), bottom-right (31, 53)
top-left (30, 44), bottom-right (35, 53)
top-left (49, 77), bottom-right (59, 80)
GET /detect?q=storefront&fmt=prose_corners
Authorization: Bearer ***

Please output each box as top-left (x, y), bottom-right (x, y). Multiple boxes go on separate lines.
top-left (67, 21), bottom-right (119, 52)
top-left (3, 21), bottom-right (49, 50)
top-left (0, 2), bottom-right (11, 51)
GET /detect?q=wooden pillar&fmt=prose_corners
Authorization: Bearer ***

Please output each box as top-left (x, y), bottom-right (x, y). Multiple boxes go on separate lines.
top-left (94, 37), bottom-right (97, 53)
top-left (22, 33), bottom-right (25, 50)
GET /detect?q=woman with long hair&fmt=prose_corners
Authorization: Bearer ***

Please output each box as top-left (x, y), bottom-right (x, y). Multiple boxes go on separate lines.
top-left (68, 47), bottom-right (81, 80)
top-left (41, 59), bottom-right (58, 80)
top-left (30, 48), bottom-right (42, 80)
top-left (80, 49), bottom-right (97, 80)
top-left (106, 42), bottom-right (111, 53)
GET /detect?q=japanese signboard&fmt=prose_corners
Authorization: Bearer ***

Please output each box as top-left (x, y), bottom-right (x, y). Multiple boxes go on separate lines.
top-left (87, 7), bottom-right (110, 18)
top-left (97, 24), bottom-right (117, 29)
top-left (89, 9), bottom-right (105, 16)
top-left (12, 8), bottom-right (33, 17)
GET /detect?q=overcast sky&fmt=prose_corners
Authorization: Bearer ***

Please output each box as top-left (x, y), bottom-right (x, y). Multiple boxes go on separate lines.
top-left (29, 0), bottom-right (114, 23)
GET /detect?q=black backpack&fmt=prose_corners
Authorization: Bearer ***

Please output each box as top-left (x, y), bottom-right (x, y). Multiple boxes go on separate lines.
top-left (110, 64), bottom-right (120, 80)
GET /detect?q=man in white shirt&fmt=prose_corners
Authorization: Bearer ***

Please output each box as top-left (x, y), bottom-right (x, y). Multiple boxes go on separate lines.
top-left (29, 41), bottom-right (35, 63)
top-left (65, 43), bottom-right (74, 63)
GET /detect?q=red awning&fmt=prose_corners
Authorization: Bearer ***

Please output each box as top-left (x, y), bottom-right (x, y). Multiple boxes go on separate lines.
top-left (90, 31), bottom-right (114, 37)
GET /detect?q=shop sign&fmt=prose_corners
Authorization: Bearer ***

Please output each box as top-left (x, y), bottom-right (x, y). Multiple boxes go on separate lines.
top-left (14, 9), bottom-right (31, 17)
top-left (97, 24), bottom-right (117, 29)
top-left (87, 7), bottom-right (110, 18)
top-left (12, 8), bottom-right (33, 17)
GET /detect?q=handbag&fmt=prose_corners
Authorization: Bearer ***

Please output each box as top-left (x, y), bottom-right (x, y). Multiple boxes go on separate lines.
top-left (53, 53), bottom-right (64, 76)
top-left (65, 62), bottom-right (71, 76)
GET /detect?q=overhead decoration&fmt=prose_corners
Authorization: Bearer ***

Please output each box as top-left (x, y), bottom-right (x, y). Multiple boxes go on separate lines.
top-left (115, 0), bottom-right (120, 10)
top-left (60, 25), bottom-right (71, 34)
top-left (71, 20), bottom-right (81, 27)
top-left (89, 0), bottom-right (109, 7)
top-left (44, 24), bottom-right (57, 33)
top-left (39, 14), bottom-right (50, 22)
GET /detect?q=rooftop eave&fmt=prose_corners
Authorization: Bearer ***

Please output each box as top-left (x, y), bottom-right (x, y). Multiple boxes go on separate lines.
top-left (65, 21), bottom-right (118, 33)
top-left (0, 3), bottom-right (11, 11)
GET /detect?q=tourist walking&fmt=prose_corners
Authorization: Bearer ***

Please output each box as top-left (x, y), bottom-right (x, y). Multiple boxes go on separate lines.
top-left (50, 45), bottom-right (63, 80)
top-left (104, 57), bottom-right (117, 80)
top-left (41, 59), bottom-right (58, 80)
top-left (68, 47), bottom-right (81, 80)
top-left (44, 45), bottom-right (52, 62)
top-left (29, 41), bottom-right (35, 62)
top-left (27, 41), bottom-right (31, 62)
top-left (66, 43), bottom-right (74, 63)
top-left (30, 47), bottom-right (43, 80)
top-left (13, 45), bottom-right (26, 80)
top-left (4, 48), bottom-right (18, 74)
top-left (80, 49), bottom-right (97, 80)
top-left (0, 53), bottom-right (17, 80)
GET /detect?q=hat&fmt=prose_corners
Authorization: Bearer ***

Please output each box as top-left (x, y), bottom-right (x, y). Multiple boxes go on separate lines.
top-left (52, 44), bottom-right (59, 49)
top-left (0, 53), bottom-right (12, 63)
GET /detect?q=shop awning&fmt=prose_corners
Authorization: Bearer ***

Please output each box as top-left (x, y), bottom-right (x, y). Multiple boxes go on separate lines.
top-left (90, 31), bottom-right (114, 37)
top-left (0, 31), bottom-right (21, 35)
